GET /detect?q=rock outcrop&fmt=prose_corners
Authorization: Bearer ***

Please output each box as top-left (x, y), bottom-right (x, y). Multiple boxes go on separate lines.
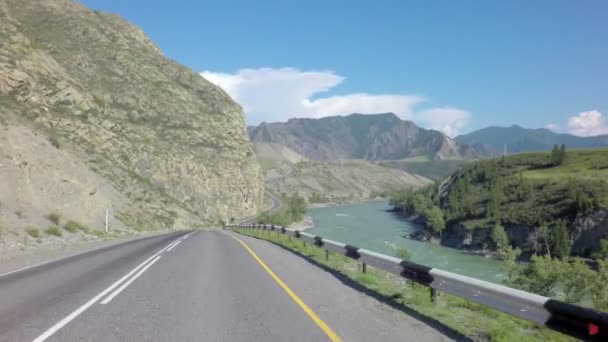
top-left (571, 208), bottom-right (608, 256)
top-left (0, 0), bottom-right (264, 229)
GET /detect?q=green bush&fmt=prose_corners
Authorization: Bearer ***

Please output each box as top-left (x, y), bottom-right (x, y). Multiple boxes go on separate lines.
top-left (396, 247), bottom-right (410, 260)
top-left (47, 212), bottom-right (61, 225)
top-left (26, 227), bottom-right (40, 238)
top-left (309, 192), bottom-right (330, 204)
top-left (45, 226), bottom-right (63, 237)
top-left (64, 220), bottom-right (87, 233)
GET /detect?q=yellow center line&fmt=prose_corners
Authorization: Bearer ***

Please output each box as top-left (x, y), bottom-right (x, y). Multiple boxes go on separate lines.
top-left (226, 232), bottom-right (342, 342)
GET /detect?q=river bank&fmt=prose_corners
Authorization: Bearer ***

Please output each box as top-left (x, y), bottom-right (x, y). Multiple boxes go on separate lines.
top-left (309, 197), bottom-right (386, 209)
top-left (395, 210), bottom-right (500, 259)
top-left (287, 215), bottom-right (315, 231)
top-left (307, 200), bottom-right (504, 283)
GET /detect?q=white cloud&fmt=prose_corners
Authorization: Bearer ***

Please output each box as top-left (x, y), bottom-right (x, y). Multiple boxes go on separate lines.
top-left (416, 107), bottom-right (471, 137)
top-left (545, 123), bottom-right (561, 132)
top-left (201, 67), bottom-right (470, 136)
top-left (567, 110), bottom-right (608, 137)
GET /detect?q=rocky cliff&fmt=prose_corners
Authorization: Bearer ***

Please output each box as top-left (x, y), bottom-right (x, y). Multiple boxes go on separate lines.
top-left (0, 0), bottom-right (264, 230)
top-left (248, 113), bottom-right (481, 161)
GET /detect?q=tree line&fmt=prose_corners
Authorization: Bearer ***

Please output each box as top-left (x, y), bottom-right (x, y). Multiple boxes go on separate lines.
top-left (551, 144), bottom-right (566, 166)
top-left (389, 186), bottom-right (446, 237)
top-left (257, 194), bottom-right (308, 227)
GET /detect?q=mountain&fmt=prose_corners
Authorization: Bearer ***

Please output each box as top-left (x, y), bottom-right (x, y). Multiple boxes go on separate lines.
top-left (0, 0), bottom-right (264, 239)
top-left (248, 113), bottom-right (480, 161)
top-left (253, 143), bottom-right (308, 170)
top-left (456, 125), bottom-right (608, 154)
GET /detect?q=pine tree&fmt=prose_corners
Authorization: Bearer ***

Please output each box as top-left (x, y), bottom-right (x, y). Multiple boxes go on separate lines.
top-left (559, 144), bottom-right (566, 164)
top-left (551, 144), bottom-right (560, 166)
top-left (492, 223), bottom-right (509, 251)
top-left (550, 220), bottom-right (571, 259)
top-left (425, 206), bottom-right (446, 237)
top-left (500, 245), bottom-right (521, 281)
top-left (537, 224), bottom-right (551, 257)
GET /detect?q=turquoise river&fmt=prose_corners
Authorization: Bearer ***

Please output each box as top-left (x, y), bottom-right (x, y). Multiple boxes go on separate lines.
top-left (307, 200), bottom-right (504, 283)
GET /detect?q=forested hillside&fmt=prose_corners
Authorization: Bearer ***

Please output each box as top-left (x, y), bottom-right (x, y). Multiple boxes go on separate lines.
top-left (390, 147), bottom-right (608, 311)
top-left (390, 147), bottom-right (608, 258)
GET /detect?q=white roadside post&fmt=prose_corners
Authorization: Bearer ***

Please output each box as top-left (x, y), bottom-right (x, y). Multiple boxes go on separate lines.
top-left (105, 208), bottom-right (109, 233)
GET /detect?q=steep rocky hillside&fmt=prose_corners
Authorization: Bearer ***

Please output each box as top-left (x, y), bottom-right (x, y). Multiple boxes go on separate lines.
top-left (0, 0), bottom-right (264, 232)
top-left (0, 123), bottom-right (134, 261)
top-left (267, 160), bottom-right (432, 204)
top-left (253, 143), bottom-right (307, 171)
top-left (248, 113), bottom-right (482, 161)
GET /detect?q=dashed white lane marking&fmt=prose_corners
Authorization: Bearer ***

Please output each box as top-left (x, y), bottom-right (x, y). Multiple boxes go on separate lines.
top-left (32, 253), bottom-right (159, 342)
top-left (32, 232), bottom-right (195, 342)
top-left (167, 240), bottom-right (182, 252)
top-left (100, 255), bottom-right (162, 304)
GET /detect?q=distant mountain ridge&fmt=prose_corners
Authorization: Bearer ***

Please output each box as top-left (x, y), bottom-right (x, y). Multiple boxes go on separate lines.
top-left (456, 125), bottom-right (608, 154)
top-left (248, 113), bottom-right (481, 161)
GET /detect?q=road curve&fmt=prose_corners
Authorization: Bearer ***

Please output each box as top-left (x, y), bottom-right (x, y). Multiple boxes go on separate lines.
top-left (0, 230), bottom-right (452, 341)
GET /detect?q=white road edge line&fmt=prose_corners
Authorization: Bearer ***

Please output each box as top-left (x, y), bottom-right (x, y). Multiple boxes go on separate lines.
top-left (100, 256), bottom-right (161, 304)
top-left (166, 240), bottom-right (182, 252)
top-left (31, 233), bottom-right (190, 342)
top-left (32, 253), bottom-right (159, 342)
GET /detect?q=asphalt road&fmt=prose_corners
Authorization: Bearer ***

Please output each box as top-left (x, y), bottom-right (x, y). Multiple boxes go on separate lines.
top-left (0, 230), bottom-right (452, 342)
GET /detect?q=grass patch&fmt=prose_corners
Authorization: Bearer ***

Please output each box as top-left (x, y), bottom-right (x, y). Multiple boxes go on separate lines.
top-left (26, 227), bottom-right (40, 238)
top-left (233, 228), bottom-right (573, 342)
top-left (257, 157), bottom-right (280, 171)
top-left (47, 211), bottom-right (61, 225)
top-left (88, 230), bottom-right (106, 237)
top-left (64, 220), bottom-right (90, 234)
top-left (45, 226), bottom-right (63, 237)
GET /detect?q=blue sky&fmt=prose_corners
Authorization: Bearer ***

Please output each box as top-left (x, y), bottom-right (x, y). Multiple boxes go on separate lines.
top-left (80, 0), bottom-right (608, 136)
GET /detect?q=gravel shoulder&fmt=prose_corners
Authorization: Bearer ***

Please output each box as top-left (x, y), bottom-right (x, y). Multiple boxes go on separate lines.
top-left (0, 229), bottom-right (177, 275)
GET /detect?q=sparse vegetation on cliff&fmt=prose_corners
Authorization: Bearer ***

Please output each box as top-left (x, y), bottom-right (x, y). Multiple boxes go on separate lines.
top-left (0, 0), bottom-right (264, 235)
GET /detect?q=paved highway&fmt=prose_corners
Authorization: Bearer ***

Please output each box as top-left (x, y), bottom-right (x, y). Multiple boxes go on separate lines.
top-left (0, 230), bottom-right (452, 341)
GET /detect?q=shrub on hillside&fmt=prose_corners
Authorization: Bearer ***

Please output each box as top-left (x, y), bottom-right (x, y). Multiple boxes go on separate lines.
top-left (47, 211), bottom-right (61, 225)
top-left (46, 226), bottom-right (63, 237)
top-left (26, 227), bottom-right (40, 238)
top-left (64, 220), bottom-right (90, 233)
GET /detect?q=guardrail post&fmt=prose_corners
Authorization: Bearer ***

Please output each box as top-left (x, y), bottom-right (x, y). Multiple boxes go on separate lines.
top-left (430, 288), bottom-right (438, 304)
top-left (362, 262), bottom-right (367, 273)
top-left (325, 249), bottom-right (329, 262)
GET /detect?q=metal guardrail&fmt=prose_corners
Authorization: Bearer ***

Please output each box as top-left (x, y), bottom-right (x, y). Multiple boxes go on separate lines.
top-left (226, 223), bottom-right (608, 341)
